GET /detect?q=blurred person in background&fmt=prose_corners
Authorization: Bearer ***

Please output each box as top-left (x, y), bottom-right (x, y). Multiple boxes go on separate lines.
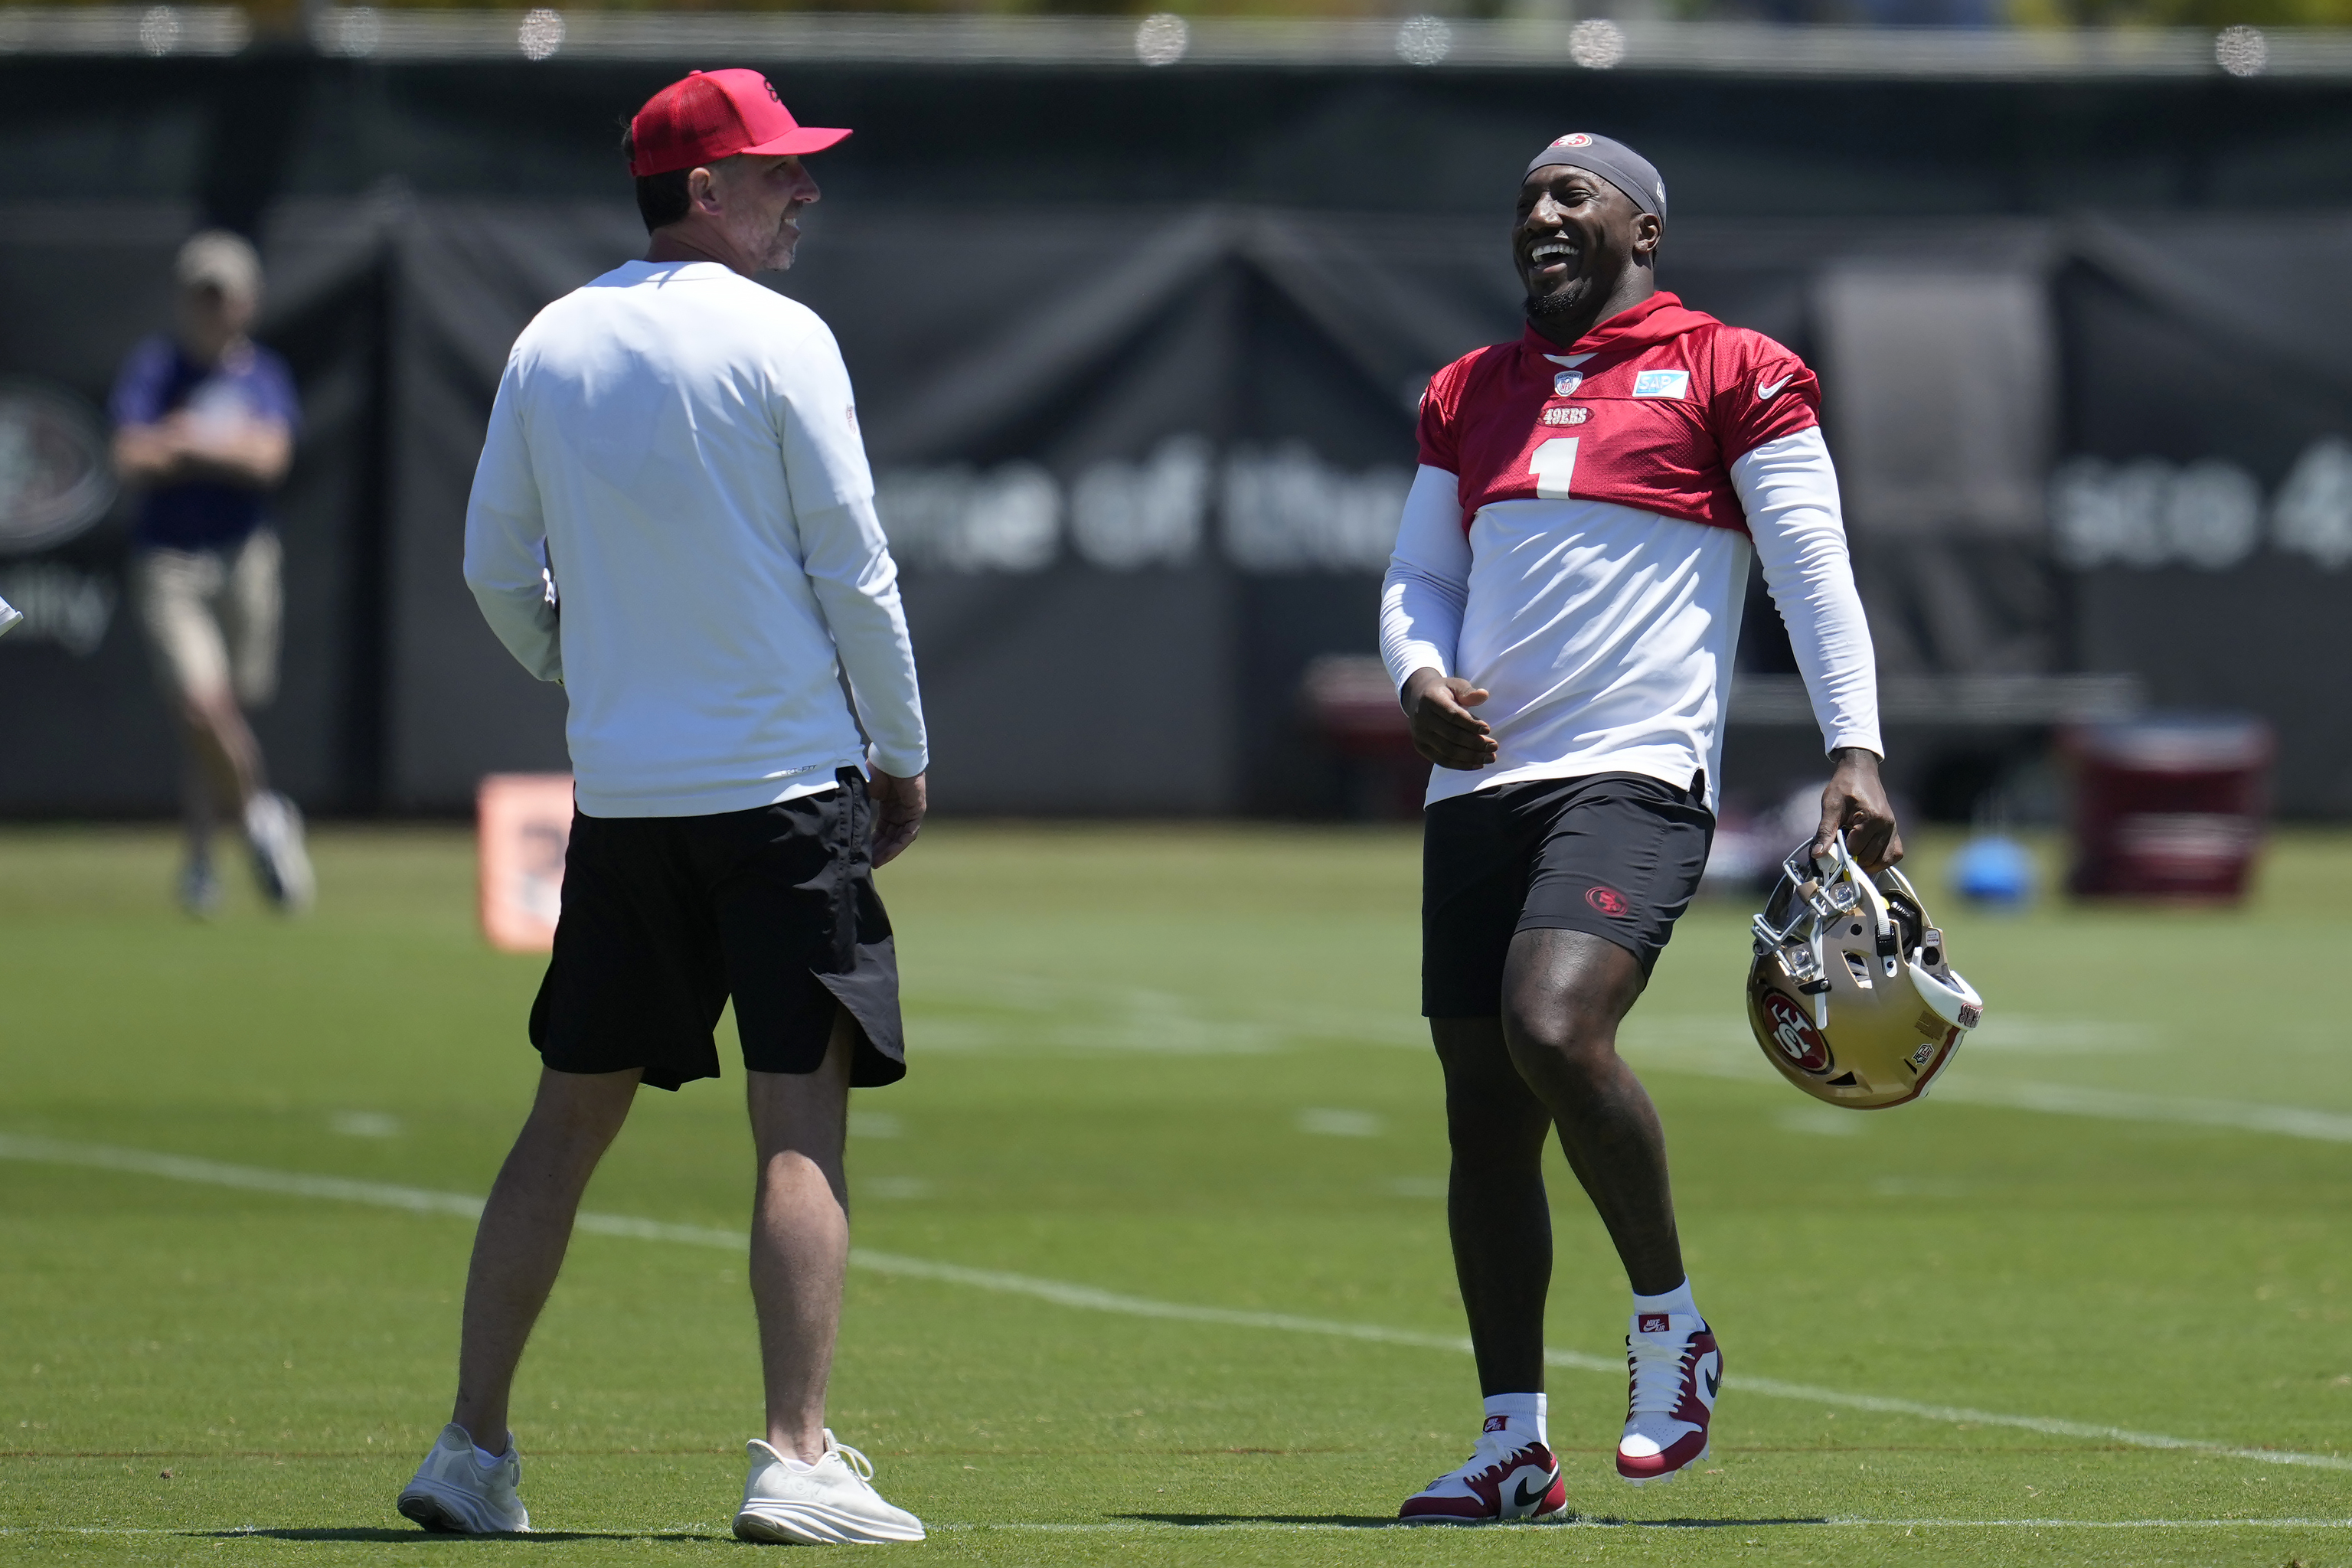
top-left (111, 230), bottom-right (312, 916)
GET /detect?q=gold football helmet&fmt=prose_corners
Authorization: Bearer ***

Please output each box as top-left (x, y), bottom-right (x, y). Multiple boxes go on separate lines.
top-left (1746, 835), bottom-right (1984, 1110)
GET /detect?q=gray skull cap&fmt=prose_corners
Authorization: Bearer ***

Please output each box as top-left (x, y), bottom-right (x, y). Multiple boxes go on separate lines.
top-left (1524, 132), bottom-right (1668, 220)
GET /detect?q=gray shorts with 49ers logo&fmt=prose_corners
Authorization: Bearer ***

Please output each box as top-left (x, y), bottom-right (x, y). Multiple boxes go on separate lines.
top-left (1420, 770), bottom-right (1714, 1014)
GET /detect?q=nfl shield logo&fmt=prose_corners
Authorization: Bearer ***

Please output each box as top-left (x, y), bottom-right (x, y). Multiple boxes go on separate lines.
top-left (1553, 371), bottom-right (1583, 397)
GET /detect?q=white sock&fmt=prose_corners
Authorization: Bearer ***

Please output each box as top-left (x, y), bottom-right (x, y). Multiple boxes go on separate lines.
top-left (471, 1442), bottom-right (507, 1469)
top-left (1481, 1391), bottom-right (1547, 1447)
top-left (1632, 1279), bottom-right (1700, 1324)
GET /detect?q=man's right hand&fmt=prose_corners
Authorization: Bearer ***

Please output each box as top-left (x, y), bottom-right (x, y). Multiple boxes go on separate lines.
top-left (867, 768), bottom-right (926, 867)
top-left (1402, 667), bottom-right (1498, 771)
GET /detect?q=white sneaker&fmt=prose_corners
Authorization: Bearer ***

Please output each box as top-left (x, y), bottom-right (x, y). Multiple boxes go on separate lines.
top-left (1396, 1417), bottom-right (1567, 1524)
top-left (177, 858), bottom-right (222, 920)
top-left (244, 790), bottom-right (315, 913)
top-left (397, 1424), bottom-right (530, 1534)
top-left (1618, 1312), bottom-right (1721, 1484)
top-left (733, 1429), bottom-right (925, 1544)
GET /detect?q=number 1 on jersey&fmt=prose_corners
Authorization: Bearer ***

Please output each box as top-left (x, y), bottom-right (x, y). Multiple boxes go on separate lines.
top-left (1530, 437), bottom-right (1579, 500)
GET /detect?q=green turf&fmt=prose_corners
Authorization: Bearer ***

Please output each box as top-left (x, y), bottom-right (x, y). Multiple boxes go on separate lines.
top-left (2, 822), bottom-right (2347, 1566)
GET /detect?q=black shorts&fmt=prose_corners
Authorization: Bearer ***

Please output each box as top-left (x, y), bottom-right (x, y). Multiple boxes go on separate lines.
top-left (1422, 771), bottom-right (1714, 1017)
top-left (528, 770), bottom-right (906, 1091)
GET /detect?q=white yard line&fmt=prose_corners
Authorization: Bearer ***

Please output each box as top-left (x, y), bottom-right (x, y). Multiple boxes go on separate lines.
top-left (1627, 1050), bottom-right (2352, 1144)
top-left (930, 1518), bottom-right (2352, 1532)
top-left (1928, 1079), bottom-right (2352, 1143)
top-left (4, 1133), bottom-right (2345, 1476)
top-left (5, 1519), bottom-right (2350, 1537)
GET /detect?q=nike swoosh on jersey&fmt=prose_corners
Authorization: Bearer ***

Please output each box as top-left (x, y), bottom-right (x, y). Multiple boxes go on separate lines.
top-left (1757, 375), bottom-right (1794, 400)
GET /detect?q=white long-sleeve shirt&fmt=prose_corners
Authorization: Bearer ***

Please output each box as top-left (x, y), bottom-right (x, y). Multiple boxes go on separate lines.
top-left (1380, 431), bottom-right (1879, 808)
top-left (464, 260), bottom-right (927, 818)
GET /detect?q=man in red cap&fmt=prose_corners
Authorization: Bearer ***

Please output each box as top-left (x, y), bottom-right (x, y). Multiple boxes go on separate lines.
top-left (397, 69), bottom-right (927, 1544)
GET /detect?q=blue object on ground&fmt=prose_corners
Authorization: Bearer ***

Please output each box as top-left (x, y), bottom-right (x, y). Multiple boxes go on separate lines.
top-left (1952, 834), bottom-right (2037, 907)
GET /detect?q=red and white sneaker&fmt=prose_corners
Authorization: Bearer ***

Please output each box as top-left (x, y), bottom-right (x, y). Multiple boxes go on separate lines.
top-left (1616, 1312), bottom-right (1720, 1485)
top-left (1398, 1415), bottom-right (1569, 1524)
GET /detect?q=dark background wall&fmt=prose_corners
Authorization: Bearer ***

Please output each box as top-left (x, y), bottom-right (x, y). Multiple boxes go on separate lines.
top-left (2, 54), bottom-right (2350, 816)
top-left (9, 55), bottom-right (2352, 214)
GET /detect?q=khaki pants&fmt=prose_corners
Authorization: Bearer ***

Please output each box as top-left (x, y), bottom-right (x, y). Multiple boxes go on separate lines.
top-left (131, 529), bottom-right (282, 710)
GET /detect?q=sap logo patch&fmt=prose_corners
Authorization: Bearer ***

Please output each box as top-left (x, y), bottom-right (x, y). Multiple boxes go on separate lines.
top-left (1553, 370), bottom-right (1583, 397)
top-left (1632, 370), bottom-right (1690, 399)
top-left (1543, 406), bottom-right (1590, 426)
top-left (1550, 132), bottom-right (1594, 149)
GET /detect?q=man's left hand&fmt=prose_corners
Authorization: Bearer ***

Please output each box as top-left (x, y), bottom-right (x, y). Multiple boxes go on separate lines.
top-left (868, 768), bottom-right (926, 868)
top-left (1814, 747), bottom-right (1902, 872)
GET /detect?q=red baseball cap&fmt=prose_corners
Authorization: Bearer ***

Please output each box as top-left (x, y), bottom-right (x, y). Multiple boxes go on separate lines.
top-left (627, 69), bottom-right (850, 177)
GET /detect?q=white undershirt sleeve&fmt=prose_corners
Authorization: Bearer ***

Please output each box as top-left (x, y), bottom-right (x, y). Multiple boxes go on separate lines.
top-left (1379, 465), bottom-right (1472, 695)
top-left (1731, 427), bottom-right (1883, 758)
top-left (794, 493), bottom-right (930, 779)
top-left (462, 365), bottom-right (563, 685)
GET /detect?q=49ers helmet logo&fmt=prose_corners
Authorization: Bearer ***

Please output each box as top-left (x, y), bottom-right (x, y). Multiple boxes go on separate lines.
top-left (1762, 992), bottom-right (1832, 1074)
top-left (1585, 885), bottom-right (1629, 917)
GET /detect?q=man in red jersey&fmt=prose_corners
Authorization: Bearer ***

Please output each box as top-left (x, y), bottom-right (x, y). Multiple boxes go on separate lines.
top-left (1379, 133), bottom-right (1900, 1523)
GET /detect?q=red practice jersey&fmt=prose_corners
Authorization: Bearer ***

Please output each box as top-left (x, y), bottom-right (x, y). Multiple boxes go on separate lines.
top-left (1416, 292), bottom-right (1821, 537)
top-left (1381, 290), bottom-right (1881, 808)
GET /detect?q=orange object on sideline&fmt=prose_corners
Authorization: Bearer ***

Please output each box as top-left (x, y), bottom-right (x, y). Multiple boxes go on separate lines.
top-left (477, 773), bottom-right (576, 952)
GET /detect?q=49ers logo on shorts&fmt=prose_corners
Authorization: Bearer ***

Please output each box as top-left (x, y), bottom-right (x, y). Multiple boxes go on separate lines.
top-left (1585, 885), bottom-right (1630, 918)
top-left (1761, 992), bottom-right (1832, 1074)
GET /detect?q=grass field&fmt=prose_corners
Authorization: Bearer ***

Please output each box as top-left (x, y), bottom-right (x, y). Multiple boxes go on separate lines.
top-left (2, 821), bottom-right (2347, 1566)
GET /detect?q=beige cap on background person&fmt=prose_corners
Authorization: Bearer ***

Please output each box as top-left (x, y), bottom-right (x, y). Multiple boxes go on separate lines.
top-left (175, 230), bottom-right (263, 301)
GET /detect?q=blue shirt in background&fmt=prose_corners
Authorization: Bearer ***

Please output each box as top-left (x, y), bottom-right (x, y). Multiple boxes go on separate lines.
top-left (109, 335), bottom-right (301, 551)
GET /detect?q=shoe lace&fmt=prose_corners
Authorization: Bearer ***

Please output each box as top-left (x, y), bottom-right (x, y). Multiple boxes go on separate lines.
top-left (1423, 1440), bottom-right (1517, 1491)
top-left (1627, 1330), bottom-right (1696, 1417)
top-left (827, 1439), bottom-right (875, 1482)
